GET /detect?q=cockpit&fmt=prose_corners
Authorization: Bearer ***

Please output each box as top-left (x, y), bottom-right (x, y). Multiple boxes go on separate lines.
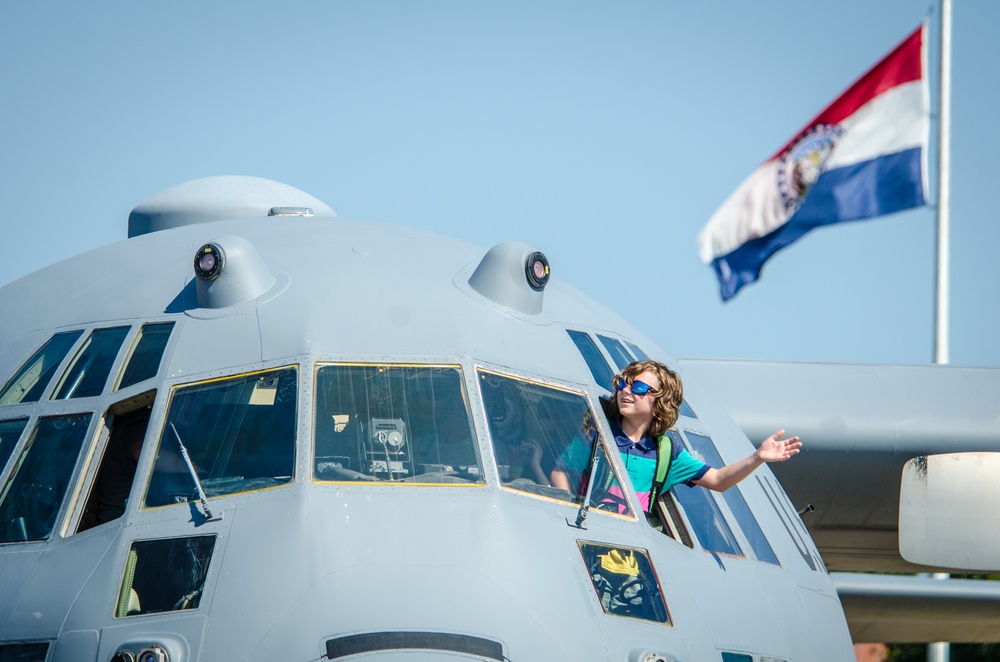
top-left (0, 323), bottom-right (646, 547)
top-left (0, 322), bottom-right (801, 582)
top-left (0, 317), bottom-right (824, 662)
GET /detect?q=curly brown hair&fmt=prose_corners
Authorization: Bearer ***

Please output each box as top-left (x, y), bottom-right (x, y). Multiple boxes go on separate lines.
top-left (608, 359), bottom-right (684, 438)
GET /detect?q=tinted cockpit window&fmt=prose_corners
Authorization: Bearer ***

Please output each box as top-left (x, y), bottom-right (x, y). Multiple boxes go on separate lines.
top-left (684, 431), bottom-right (779, 564)
top-left (0, 643), bottom-right (50, 660)
top-left (479, 370), bottom-right (633, 516)
top-left (567, 330), bottom-right (615, 392)
top-left (0, 414), bottom-right (93, 543)
top-left (579, 542), bottom-right (669, 624)
top-left (144, 367), bottom-right (297, 508)
top-left (115, 322), bottom-right (175, 391)
top-left (624, 342), bottom-right (649, 361)
top-left (51, 326), bottom-right (131, 400)
top-left (597, 335), bottom-right (634, 371)
top-left (0, 331), bottom-right (83, 405)
top-left (116, 535), bottom-right (216, 617)
top-left (314, 364), bottom-right (482, 484)
top-left (666, 430), bottom-right (743, 557)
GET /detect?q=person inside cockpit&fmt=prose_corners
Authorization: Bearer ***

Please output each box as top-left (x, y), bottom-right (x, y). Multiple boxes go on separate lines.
top-left (484, 382), bottom-right (553, 487)
top-left (94, 407), bottom-right (150, 524)
top-left (551, 359), bottom-right (801, 514)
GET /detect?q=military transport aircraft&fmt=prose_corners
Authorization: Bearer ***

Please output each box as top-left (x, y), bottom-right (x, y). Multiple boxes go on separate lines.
top-left (0, 176), bottom-right (996, 662)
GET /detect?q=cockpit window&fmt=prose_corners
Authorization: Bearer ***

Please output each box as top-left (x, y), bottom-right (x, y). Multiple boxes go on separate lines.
top-left (314, 364), bottom-right (482, 484)
top-left (115, 322), bottom-right (175, 391)
top-left (624, 341), bottom-right (649, 361)
top-left (566, 330), bottom-right (615, 392)
top-left (143, 367), bottom-right (297, 508)
top-left (666, 429), bottom-right (744, 557)
top-left (684, 431), bottom-right (779, 564)
top-left (116, 535), bottom-right (216, 618)
top-left (0, 419), bottom-right (29, 478)
top-left (597, 335), bottom-right (634, 371)
top-left (479, 370), bottom-right (633, 516)
top-left (0, 413), bottom-right (93, 543)
top-left (0, 643), bottom-right (50, 660)
top-left (0, 331), bottom-right (83, 405)
top-left (579, 542), bottom-right (670, 624)
top-left (51, 326), bottom-right (131, 400)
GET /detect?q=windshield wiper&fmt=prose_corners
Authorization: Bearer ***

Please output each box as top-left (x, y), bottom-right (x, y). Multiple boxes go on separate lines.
top-left (568, 431), bottom-right (601, 529)
top-left (171, 423), bottom-right (221, 523)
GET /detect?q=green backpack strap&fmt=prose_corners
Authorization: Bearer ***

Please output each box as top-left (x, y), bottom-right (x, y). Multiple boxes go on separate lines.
top-left (648, 434), bottom-right (673, 514)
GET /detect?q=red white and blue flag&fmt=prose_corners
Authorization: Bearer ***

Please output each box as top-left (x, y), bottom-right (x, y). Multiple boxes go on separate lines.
top-left (698, 24), bottom-right (928, 301)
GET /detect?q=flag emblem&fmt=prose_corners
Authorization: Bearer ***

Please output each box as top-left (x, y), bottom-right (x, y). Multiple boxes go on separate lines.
top-left (777, 124), bottom-right (843, 212)
top-left (698, 24), bottom-right (928, 301)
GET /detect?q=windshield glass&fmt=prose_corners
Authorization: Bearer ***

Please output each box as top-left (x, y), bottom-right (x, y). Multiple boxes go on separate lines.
top-left (479, 370), bottom-right (633, 516)
top-left (314, 364), bottom-right (482, 484)
top-left (0, 331), bottom-right (83, 405)
top-left (116, 322), bottom-right (174, 391)
top-left (0, 414), bottom-right (93, 543)
top-left (566, 330), bottom-right (615, 392)
top-left (144, 367), bottom-right (297, 508)
top-left (52, 326), bottom-right (131, 400)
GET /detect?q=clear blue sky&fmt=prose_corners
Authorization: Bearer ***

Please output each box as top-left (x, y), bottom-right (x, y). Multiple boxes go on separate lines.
top-left (2, 1), bottom-right (996, 367)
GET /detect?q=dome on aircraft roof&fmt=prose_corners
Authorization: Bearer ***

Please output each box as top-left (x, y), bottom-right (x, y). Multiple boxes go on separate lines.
top-left (127, 176), bottom-right (336, 238)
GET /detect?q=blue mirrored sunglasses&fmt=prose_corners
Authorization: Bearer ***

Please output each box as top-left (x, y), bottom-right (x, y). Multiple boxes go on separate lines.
top-left (615, 379), bottom-right (655, 396)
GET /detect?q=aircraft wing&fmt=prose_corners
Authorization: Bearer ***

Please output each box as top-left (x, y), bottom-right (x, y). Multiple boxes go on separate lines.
top-left (678, 359), bottom-right (1000, 573)
top-left (680, 359), bottom-right (1000, 643)
top-left (831, 572), bottom-right (1000, 643)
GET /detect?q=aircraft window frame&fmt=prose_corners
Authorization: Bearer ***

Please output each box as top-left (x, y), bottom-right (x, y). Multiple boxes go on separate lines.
top-left (677, 399), bottom-right (698, 420)
top-left (652, 491), bottom-right (694, 549)
top-left (72, 393), bottom-right (156, 535)
top-left (313, 362), bottom-right (484, 486)
top-left (0, 413), bottom-right (94, 544)
top-left (624, 341), bottom-right (649, 361)
top-left (683, 430), bottom-right (780, 565)
top-left (596, 335), bottom-right (634, 372)
top-left (566, 330), bottom-right (616, 392)
top-left (665, 429), bottom-right (745, 558)
top-left (0, 418), bottom-right (30, 484)
top-left (142, 366), bottom-right (298, 510)
top-left (578, 541), bottom-right (671, 625)
top-left (114, 322), bottom-right (176, 392)
top-left (50, 326), bottom-right (132, 400)
top-left (115, 534), bottom-right (216, 618)
top-left (478, 368), bottom-right (635, 517)
top-left (0, 330), bottom-right (84, 405)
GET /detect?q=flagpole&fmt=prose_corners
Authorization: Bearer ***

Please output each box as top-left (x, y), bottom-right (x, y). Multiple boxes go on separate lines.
top-left (928, 5), bottom-right (952, 662)
top-left (934, 0), bottom-right (951, 366)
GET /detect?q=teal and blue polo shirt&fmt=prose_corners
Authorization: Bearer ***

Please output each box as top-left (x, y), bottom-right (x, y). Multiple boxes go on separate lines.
top-left (558, 419), bottom-right (709, 513)
top-left (610, 420), bottom-right (709, 512)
